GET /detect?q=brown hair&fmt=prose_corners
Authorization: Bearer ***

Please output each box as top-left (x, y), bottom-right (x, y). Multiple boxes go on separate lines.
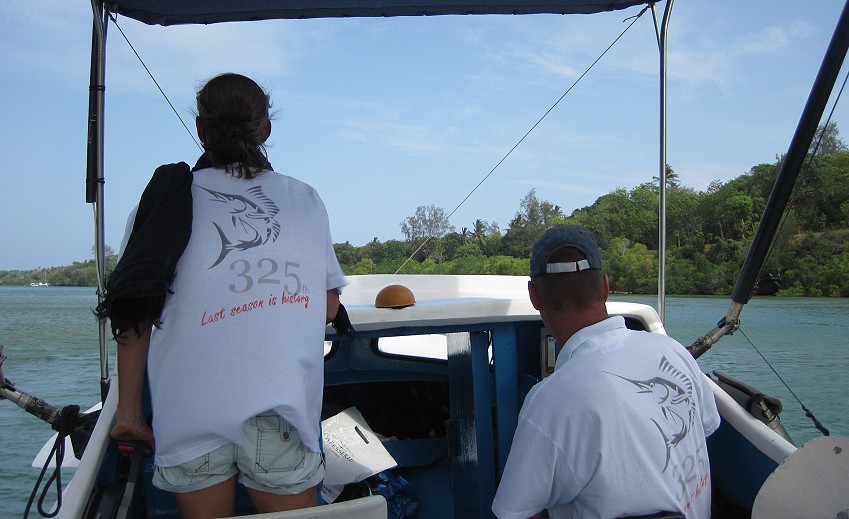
top-left (196, 73), bottom-right (272, 179)
top-left (533, 246), bottom-right (606, 312)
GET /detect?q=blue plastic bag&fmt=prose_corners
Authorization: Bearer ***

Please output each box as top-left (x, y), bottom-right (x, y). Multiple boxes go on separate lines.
top-left (370, 471), bottom-right (418, 519)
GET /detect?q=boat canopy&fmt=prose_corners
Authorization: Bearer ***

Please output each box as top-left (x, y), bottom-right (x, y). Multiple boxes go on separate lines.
top-left (108, 0), bottom-right (654, 25)
top-left (88, 0), bottom-right (671, 390)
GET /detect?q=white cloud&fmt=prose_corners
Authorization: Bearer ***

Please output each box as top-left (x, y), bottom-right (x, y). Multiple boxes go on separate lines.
top-left (667, 18), bottom-right (814, 88)
top-left (105, 19), bottom-right (313, 96)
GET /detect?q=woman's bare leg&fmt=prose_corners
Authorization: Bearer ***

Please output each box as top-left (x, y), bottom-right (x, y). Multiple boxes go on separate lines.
top-left (172, 476), bottom-right (236, 519)
top-left (246, 485), bottom-right (318, 513)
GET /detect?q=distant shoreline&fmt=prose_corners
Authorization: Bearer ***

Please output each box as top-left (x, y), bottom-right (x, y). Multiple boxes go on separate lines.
top-left (0, 283), bottom-right (842, 298)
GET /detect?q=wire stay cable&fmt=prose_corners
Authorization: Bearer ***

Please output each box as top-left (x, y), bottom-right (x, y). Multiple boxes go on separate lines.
top-left (395, 7), bottom-right (651, 273)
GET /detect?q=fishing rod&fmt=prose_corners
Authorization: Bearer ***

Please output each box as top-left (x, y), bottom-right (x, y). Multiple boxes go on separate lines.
top-left (0, 344), bottom-right (101, 517)
top-left (687, 0), bottom-right (849, 359)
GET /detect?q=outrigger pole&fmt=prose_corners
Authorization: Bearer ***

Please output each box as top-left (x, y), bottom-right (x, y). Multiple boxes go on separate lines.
top-left (86, 0), bottom-right (111, 399)
top-left (688, 0), bottom-right (849, 358)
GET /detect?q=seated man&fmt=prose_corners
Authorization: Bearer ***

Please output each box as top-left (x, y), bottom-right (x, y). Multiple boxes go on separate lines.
top-left (492, 225), bottom-right (720, 519)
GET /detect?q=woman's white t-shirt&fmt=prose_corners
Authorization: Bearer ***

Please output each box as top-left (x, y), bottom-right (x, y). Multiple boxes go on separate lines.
top-left (120, 167), bottom-right (345, 467)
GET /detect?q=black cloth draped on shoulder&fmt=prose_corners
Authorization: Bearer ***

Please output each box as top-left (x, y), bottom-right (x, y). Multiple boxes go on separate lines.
top-left (96, 154), bottom-right (352, 340)
top-left (95, 158), bottom-right (203, 339)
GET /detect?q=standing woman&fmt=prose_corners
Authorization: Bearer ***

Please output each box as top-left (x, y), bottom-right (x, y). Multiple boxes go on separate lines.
top-left (107, 73), bottom-right (345, 518)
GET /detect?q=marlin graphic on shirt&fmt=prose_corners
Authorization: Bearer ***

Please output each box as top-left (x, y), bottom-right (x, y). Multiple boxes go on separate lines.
top-left (606, 356), bottom-right (697, 472)
top-left (198, 185), bottom-right (281, 268)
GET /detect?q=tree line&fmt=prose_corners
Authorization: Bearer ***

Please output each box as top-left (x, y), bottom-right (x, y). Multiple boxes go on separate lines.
top-left (335, 124), bottom-right (849, 297)
top-left (0, 254), bottom-right (118, 288)
top-left (3, 125), bottom-right (847, 296)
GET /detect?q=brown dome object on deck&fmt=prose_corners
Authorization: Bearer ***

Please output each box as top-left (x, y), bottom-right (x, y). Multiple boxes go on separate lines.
top-left (375, 284), bottom-right (416, 309)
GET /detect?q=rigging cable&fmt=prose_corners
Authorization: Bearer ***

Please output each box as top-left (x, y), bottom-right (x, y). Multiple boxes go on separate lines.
top-left (110, 8), bottom-right (653, 275)
top-left (394, 6), bottom-right (652, 273)
top-left (730, 67), bottom-right (848, 438)
top-left (746, 65), bottom-right (849, 299)
top-left (737, 328), bottom-right (830, 436)
top-left (109, 13), bottom-right (203, 152)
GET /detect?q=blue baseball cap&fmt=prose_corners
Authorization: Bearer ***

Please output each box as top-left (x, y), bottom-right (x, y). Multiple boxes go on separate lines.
top-left (530, 224), bottom-right (603, 278)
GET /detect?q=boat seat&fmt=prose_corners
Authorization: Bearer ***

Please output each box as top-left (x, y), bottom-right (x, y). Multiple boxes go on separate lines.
top-left (619, 513), bottom-right (685, 519)
top-left (235, 495), bottom-right (387, 518)
top-left (144, 475), bottom-right (387, 518)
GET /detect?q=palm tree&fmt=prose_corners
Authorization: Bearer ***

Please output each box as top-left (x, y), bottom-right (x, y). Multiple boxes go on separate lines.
top-left (653, 164), bottom-right (680, 189)
top-left (472, 219), bottom-right (487, 248)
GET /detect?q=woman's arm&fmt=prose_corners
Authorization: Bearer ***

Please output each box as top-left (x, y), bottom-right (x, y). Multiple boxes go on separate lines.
top-left (110, 323), bottom-right (155, 448)
top-left (326, 288), bottom-right (340, 324)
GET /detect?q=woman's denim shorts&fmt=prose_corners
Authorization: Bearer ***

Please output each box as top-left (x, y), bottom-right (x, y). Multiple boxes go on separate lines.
top-left (153, 411), bottom-right (324, 495)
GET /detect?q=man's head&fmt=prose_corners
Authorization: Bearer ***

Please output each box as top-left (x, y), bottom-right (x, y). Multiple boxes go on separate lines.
top-left (529, 225), bottom-right (608, 314)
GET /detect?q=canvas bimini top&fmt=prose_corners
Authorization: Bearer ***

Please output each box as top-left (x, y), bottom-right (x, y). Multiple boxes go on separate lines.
top-left (106, 0), bottom-right (655, 26)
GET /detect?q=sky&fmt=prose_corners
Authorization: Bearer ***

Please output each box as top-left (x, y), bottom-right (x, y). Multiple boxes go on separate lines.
top-left (1, 1), bottom-right (847, 270)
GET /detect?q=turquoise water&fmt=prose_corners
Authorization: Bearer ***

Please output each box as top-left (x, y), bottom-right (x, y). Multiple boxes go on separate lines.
top-left (612, 294), bottom-right (849, 447)
top-left (0, 287), bottom-right (109, 518)
top-left (1, 287), bottom-right (847, 517)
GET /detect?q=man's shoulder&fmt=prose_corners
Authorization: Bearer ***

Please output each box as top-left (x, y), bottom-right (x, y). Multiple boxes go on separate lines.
top-left (531, 362), bottom-right (613, 409)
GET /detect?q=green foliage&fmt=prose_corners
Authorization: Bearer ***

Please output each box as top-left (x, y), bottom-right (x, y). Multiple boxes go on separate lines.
top-left (603, 238), bottom-right (657, 294)
top-left (7, 128), bottom-right (849, 296)
top-left (1, 255), bottom-right (117, 287)
top-left (399, 204), bottom-right (455, 262)
top-left (357, 140), bottom-right (848, 296)
top-left (501, 189), bottom-right (565, 258)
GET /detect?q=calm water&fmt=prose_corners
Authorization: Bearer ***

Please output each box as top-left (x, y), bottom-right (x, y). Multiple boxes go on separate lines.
top-left (0, 287), bottom-right (110, 518)
top-left (1, 286), bottom-right (847, 517)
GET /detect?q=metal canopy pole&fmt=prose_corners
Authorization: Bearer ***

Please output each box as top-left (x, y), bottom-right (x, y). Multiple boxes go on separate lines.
top-left (87, 0), bottom-right (110, 400)
top-left (651, 0), bottom-right (674, 324)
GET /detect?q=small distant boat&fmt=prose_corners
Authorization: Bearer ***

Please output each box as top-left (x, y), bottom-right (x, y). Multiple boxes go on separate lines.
top-left (30, 269), bottom-right (50, 287)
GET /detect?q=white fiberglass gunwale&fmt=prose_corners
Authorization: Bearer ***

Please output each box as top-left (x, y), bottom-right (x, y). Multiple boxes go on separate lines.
top-left (708, 377), bottom-right (796, 464)
top-left (330, 275), bottom-right (667, 334)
